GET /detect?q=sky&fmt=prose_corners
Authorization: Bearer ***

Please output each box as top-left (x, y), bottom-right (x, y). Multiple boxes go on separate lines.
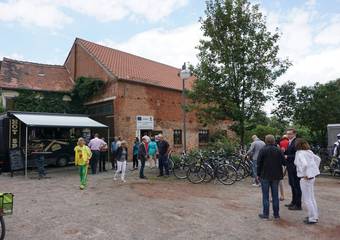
top-left (1, 0), bottom-right (340, 91)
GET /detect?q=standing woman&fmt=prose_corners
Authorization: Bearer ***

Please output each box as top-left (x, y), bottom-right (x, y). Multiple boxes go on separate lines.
top-left (148, 137), bottom-right (158, 168)
top-left (114, 141), bottom-right (128, 182)
top-left (294, 138), bottom-right (321, 224)
top-left (74, 138), bottom-right (92, 190)
top-left (132, 137), bottom-right (139, 170)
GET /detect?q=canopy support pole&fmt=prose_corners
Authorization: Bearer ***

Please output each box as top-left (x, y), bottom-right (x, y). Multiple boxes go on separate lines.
top-left (25, 126), bottom-right (28, 179)
top-left (107, 128), bottom-right (110, 162)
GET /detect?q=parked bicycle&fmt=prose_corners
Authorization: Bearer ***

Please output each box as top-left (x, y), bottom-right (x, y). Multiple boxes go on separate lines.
top-left (186, 150), bottom-right (238, 185)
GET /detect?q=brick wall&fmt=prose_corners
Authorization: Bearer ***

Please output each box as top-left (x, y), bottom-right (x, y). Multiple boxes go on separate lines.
top-left (115, 81), bottom-right (205, 151)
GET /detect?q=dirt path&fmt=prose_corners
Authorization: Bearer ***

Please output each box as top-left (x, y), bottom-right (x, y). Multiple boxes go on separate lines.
top-left (1, 165), bottom-right (340, 240)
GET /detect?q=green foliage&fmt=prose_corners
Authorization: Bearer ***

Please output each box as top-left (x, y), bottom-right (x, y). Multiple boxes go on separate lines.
top-left (72, 76), bottom-right (105, 102)
top-left (294, 79), bottom-right (340, 145)
top-left (0, 97), bottom-right (4, 113)
top-left (272, 81), bottom-right (297, 126)
top-left (13, 90), bottom-right (71, 113)
top-left (246, 124), bottom-right (281, 143)
top-left (12, 77), bottom-right (104, 114)
top-left (206, 131), bottom-right (239, 155)
top-left (188, 0), bottom-right (291, 145)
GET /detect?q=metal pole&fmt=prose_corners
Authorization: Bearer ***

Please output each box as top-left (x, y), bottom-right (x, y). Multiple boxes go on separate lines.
top-left (25, 126), bottom-right (28, 179)
top-left (182, 77), bottom-right (187, 153)
top-left (107, 128), bottom-right (110, 162)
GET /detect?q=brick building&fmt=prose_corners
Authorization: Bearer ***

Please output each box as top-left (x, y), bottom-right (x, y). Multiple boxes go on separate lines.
top-left (0, 38), bottom-right (231, 150)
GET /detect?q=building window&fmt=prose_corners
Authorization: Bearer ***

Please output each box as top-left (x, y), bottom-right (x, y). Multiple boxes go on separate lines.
top-left (5, 97), bottom-right (15, 110)
top-left (87, 101), bottom-right (113, 116)
top-left (173, 129), bottom-right (182, 145)
top-left (199, 129), bottom-right (209, 144)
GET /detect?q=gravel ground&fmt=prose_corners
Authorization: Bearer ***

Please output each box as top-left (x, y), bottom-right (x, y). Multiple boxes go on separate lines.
top-left (1, 164), bottom-right (340, 240)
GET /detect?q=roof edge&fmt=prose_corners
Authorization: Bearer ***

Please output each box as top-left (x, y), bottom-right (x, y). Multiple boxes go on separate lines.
top-left (2, 57), bottom-right (65, 68)
top-left (76, 37), bottom-right (182, 71)
top-left (75, 39), bottom-right (118, 81)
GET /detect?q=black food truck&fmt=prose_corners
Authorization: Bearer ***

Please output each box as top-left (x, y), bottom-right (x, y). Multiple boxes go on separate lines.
top-left (0, 111), bottom-right (108, 174)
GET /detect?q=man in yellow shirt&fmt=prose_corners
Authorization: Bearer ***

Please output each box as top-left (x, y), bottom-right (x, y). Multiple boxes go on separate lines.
top-left (74, 138), bottom-right (92, 190)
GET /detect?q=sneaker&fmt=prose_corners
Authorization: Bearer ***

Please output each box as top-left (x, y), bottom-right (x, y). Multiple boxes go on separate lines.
top-left (288, 205), bottom-right (302, 211)
top-left (122, 179), bottom-right (126, 183)
top-left (273, 215), bottom-right (280, 220)
top-left (303, 219), bottom-right (317, 224)
top-left (258, 214), bottom-right (269, 220)
top-left (252, 183), bottom-right (259, 187)
top-left (113, 177), bottom-right (117, 181)
top-left (80, 185), bottom-right (85, 190)
top-left (304, 217), bottom-right (318, 222)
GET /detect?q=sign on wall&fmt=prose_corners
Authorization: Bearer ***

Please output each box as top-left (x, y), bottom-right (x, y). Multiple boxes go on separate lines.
top-left (136, 116), bottom-right (154, 130)
top-left (9, 118), bottom-right (21, 149)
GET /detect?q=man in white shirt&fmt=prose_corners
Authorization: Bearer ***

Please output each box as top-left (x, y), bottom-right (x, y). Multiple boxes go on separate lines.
top-left (88, 133), bottom-right (106, 174)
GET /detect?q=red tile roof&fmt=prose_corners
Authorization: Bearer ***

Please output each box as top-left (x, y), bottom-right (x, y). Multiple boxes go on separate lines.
top-left (0, 58), bottom-right (73, 92)
top-left (76, 38), bottom-right (194, 91)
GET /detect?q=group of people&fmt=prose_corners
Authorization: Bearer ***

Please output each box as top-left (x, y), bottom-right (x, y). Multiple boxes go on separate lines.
top-left (248, 129), bottom-right (321, 224)
top-left (74, 133), bottom-right (171, 189)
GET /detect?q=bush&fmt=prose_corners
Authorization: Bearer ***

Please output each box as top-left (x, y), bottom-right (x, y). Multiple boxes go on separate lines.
top-left (206, 131), bottom-right (238, 155)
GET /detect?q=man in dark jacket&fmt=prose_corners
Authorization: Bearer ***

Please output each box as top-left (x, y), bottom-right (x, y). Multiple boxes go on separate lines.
top-left (138, 136), bottom-right (148, 179)
top-left (284, 128), bottom-right (302, 210)
top-left (257, 135), bottom-right (284, 219)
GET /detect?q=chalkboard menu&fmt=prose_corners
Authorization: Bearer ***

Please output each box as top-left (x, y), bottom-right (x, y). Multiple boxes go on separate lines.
top-left (9, 149), bottom-right (24, 171)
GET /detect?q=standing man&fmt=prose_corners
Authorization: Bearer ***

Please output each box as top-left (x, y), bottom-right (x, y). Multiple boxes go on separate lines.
top-left (138, 136), bottom-right (149, 179)
top-left (157, 134), bottom-right (171, 177)
top-left (257, 135), bottom-right (284, 220)
top-left (284, 128), bottom-right (302, 211)
top-left (88, 133), bottom-right (105, 174)
top-left (111, 137), bottom-right (118, 170)
top-left (332, 133), bottom-right (340, 171)
top-left (247, 135), bottom-right (265, 187)
top-left (99, 137), bottom-right (108, 172)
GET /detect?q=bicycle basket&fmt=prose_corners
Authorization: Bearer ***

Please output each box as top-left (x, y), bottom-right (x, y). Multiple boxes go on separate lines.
top-left (0, 193), bottom-right (14, 215)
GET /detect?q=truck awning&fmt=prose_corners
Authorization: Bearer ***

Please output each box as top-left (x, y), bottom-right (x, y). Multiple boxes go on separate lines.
top-left (12, 112), bottom-right (108, 128)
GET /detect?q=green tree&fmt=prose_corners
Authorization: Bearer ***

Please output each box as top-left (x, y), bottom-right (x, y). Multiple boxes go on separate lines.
top-left (189, 0), bottom-right (291, 145)
top-left (272, 81), bottom-right (296, 126)
top-left (294, 79), bottom-right (340, 145)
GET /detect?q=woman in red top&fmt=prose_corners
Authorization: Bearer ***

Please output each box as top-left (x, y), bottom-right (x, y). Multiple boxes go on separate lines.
top-left (279, 135), bottom-right (289, 152)
top-left (278, 135), bottom-right (289, 201)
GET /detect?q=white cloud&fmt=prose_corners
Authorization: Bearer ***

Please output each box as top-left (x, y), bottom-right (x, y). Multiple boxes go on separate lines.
top-left (315, 18), bottom-right (340, 45)
top-left (279, 47), bottom-right (340, 86)
top-left (0, 0), bottom-right (188, 28)
top-left (98, 23), bottom-right (201, 67)
top-left (0, 0), bottom-right (72, 29)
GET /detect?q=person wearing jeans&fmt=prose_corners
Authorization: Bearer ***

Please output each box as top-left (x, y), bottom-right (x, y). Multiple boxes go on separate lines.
top-left (138, 136), bottom-right (149, 179)
top-left (257, 135), bottom-right (284, 219)
top-left (114, 141), bottom-right (128, 182)
top-left (247, 135), bottom-right (265, 186)
top-left (294, 138), bottom-right (321, 224)
top-left (157, 134), bottom-right (170, 177)
top-left (260, 179), bottom-right (280, 218)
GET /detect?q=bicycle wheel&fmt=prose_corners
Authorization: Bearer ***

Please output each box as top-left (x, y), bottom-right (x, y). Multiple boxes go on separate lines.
top-left (217, 164), bottom-right (237, 185)
top-left (187, 164), bottom-right (206, 184)
top-left (234, 164), bottom-right (246, 181)
top-left (0, 216), bottom-right (5, 240)
top-left (203, 165), bottom-right (214, 183)
top-left (168, 158), bottom-right (174, 172)
top-left (173, 163), bottom-right (189, 179)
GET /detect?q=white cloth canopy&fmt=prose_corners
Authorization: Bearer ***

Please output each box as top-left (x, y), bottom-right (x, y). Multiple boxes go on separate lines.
top-left (12, 112), bottom-right (107, 128)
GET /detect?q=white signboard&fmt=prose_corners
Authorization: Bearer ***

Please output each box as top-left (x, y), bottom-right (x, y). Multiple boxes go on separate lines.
top-left (136, 115), bottom-right (154, 130)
